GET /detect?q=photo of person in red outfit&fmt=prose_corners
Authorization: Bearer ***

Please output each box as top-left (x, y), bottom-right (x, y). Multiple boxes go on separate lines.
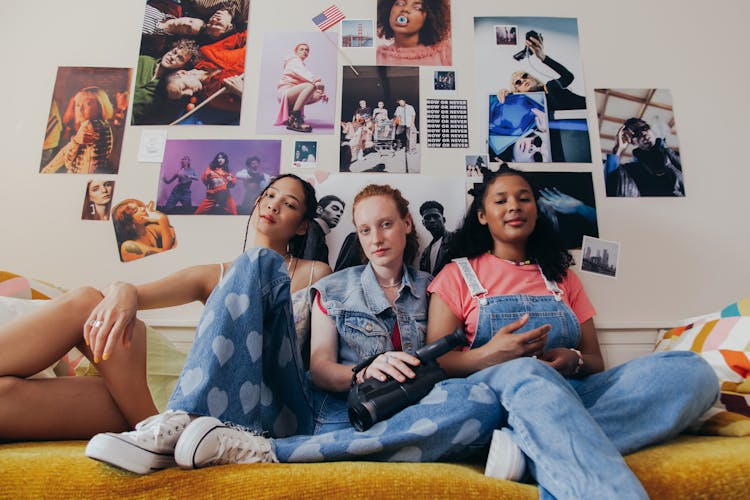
top-left (194, 152), bottom-right (238, 215)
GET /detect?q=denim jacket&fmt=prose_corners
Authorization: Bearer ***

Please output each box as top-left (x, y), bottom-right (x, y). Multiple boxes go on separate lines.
top-left (312, 263), bottom-right (432, 365)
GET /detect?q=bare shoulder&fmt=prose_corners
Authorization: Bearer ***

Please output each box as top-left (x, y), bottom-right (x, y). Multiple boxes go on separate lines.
top-left (299, 258), bottom-right (332, 283)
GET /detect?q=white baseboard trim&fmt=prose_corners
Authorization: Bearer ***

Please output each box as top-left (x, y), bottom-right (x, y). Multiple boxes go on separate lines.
top-left (150, 319), bottom-right (662, 369)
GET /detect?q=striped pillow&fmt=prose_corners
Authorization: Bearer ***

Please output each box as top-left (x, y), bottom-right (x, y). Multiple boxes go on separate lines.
top-left (655, 297), bottom-right (750, 436)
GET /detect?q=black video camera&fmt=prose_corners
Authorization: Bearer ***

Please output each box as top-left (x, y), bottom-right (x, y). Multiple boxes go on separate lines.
top-left (347, 329), bottom-right (469, 431)
top-left (512, 30), bottom-right (543, 61)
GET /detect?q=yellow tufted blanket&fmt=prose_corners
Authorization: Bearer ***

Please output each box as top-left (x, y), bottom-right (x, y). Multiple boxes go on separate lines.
top-left (1, 435), bottom-right (749, 499)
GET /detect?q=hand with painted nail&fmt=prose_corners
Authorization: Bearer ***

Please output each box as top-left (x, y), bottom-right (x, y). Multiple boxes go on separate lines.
top-left (84, 282), bottom-right (138, 362)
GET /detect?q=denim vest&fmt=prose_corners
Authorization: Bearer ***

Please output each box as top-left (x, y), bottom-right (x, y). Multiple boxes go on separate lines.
top-left (312, 263), bottom-right (432, 365)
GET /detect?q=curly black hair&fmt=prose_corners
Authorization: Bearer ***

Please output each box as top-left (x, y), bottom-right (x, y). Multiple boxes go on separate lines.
top-left (450, 164), bottom-right (573, 282)
top-left (376, 0), bottom-right (451, 46)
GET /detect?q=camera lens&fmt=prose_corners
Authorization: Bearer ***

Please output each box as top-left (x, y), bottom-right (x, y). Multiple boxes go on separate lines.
top-left (348, 401), bottom-right (378, 432)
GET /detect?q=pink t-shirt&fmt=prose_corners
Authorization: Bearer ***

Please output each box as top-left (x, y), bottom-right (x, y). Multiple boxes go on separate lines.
top-left (427, 253), bottom-right (595, 345)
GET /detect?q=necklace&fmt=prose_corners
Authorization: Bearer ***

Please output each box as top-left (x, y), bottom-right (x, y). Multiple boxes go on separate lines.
top-left (377, 280), bottom-right (401, 288)
top-left (285, 254), bottom-right (298, 281)
top-left (376, 273), bottom-right (403, 289)
top-left (488, 250), bottom-right (532, 266)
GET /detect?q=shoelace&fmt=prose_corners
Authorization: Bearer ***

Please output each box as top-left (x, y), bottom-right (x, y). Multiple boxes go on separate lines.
top-left (213, 427), bottom-right (277, 465)
top-left (133, 411), bottom-right (186, 444)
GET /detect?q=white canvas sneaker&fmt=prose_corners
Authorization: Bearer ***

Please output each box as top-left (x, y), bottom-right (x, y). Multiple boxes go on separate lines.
top-left (85, 410), bottom-right (193, 474)
top-left (484, 428), bottom-right (526, 482)
top-left (175, 416), bottom-right (278, 469)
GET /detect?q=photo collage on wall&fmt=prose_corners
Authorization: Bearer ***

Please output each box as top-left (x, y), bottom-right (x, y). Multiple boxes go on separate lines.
top-left (36, 2), bottom-right (686, 268)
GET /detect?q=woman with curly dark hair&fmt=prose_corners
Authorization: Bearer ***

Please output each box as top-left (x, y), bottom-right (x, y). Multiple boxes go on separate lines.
top-left (450, 165), bottom-right (572, 281)
top-left (425, 164), bottom-right (718, 496)
top-left (376, 0), bottom-right (452, 66)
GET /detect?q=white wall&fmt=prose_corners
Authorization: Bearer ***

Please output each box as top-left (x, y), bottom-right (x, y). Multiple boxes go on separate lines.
top-left (1, 0), bottom-right (748, 328)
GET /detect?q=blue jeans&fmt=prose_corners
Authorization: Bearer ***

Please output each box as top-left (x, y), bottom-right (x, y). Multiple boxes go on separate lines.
top-left (167, 248), bottom-right (313, 437)
top-left (467, 352), bottom-right (718, 499)
top-left (275, 378), bottom-right (500, 463)
top-left (167, 248), bottom-right (497, 461)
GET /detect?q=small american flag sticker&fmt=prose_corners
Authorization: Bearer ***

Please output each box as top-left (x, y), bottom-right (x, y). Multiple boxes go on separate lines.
top-left (312, 5), bottom-right (345, 31)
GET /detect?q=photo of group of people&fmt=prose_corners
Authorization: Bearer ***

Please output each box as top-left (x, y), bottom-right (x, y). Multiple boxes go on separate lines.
top-left (475, 16), bottom-right (591, 164)
top-left (434, 70), bottom-right (455, 91)
top-left (340, 66), bottom-right (420, 173)
top-left (40, 67), bottom-right (131, 175)
top-left (293, 141), bottom-right (318, 168)
top-left (255, 31), bottom-right (338, 135)
top-left (132, 0), bottom-right (250, 125)
top-left (156, 139), bottom-right (281, 215)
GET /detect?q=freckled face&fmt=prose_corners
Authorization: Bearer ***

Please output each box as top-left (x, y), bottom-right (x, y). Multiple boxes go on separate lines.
top-left (354, 195), bottom-right (411, 268)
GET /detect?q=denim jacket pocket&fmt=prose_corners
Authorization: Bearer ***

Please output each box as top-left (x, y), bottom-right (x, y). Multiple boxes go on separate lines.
top-left (339, 311), bottom-right (390, 360)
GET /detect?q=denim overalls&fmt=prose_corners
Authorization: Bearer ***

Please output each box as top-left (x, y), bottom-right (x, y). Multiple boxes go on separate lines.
top-left (451, 257), bottom-right (718, 499)
top-left (450, 257), bottom-right (581, 352)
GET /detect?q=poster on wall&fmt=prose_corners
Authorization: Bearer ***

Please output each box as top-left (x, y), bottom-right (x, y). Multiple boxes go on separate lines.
top-left (112, 198), bottom-right (177, 263)
top-left (157, 139), bottom-right (281, 215)
top-left (340, 66), bottom-right (420, 174)
top-left (524, 171), bottom-right (598, 250)
top-left (375, 0), bottom-right (453, 66)
top-left (255, 31), bottom-right (338, 135)
top-left (595, 88), bottom-right (684, 197)
top-left (425, 99), bottom-right (469, 148)
top-left (487, 91), bottom-right (551, 163)
top-left (466, 170), bottom-right (598, 250)
top-left (341, 19), bottom-right (374, 48)
top-left (292, 141), bottom-right (318, 168)
top-left (465, 154), bottom-right (488, 178)
top-left (581, 236), bottom-right (620, 279)
top-left (40, 66), bottom-right (132, 175)
top-left (132, 0), bottom-right (250, 125)
top-left (81, 179), bottom-right (116, 221)
top-left (474, 16), bottom-right (591, 164)
top-left (298, 173), bottom-right (465, 274)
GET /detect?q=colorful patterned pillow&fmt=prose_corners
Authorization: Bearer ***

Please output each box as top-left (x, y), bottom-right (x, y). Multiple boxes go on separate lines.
top-left (655, 297), bottom-right (750, 436)
top-left (0, 271), bottom-right (68, 300)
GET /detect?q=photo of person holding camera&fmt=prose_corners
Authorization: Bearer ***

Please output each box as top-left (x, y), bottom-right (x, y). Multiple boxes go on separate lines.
top-left (475, 17), bottom-right (592, 163)
top-left (605, 117), bottom-right (684, 197)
